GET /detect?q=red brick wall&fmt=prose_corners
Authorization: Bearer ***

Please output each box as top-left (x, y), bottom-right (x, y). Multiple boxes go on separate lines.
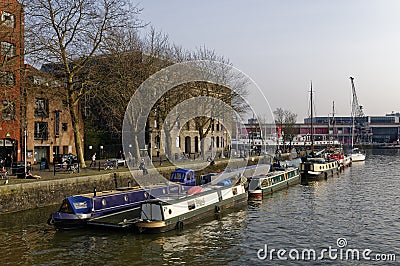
top-left (0, 0), bottom-right (24, 161)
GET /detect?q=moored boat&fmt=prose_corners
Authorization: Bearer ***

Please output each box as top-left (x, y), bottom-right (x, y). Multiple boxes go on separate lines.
top-left (328, 152), bottom-right (352, 168)
top-left (48, 185), bottom-right (171, 230)
top-left (300, 83), bottom-right (341, 183)
top-left (248, 167), bottom-right (300, 200)
top-left (134, 182), bottom-right (247, 233)
top-left (348, 148), bottom-right (366, 162)
top-left (300, 157), bottom-right (340, 182)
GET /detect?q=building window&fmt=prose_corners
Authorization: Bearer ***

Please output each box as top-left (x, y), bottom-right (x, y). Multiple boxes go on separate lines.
top-left (34, 122), bottom-right (48, 140)
top-left (62, 123), bottom-right (68, 132)
top-left (2, 100), bottom-right (15, 120)
top-left (62, 100), bottom-right (68, 109)
top-left (55, 111), bottom-right (60, 137)
top-left (1, 42), bottom-right (16, 57)
top-left (34, 98), bottom-right (49, 118)
top-left (1, 72), bottom-right (15, 86)
top-left (1, 12), bottom-right (15, 27)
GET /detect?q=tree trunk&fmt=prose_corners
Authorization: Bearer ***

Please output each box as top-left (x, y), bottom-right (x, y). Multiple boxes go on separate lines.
top-left (67, 82), bottom-right (86, 168)
top-left (198, 130), bottom-right (206, 160)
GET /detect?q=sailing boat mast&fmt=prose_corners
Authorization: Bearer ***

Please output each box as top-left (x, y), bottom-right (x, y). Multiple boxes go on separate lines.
top-left (332, 101), bottom-right (335, 146)
top-left (350, 77), bottom-right (356, 149)
top-left (310, 81), bottom-right (314, 154)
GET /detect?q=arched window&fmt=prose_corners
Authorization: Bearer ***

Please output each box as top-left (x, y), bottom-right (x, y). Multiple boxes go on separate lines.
top-left (185, 136), bottom-right (191, 154)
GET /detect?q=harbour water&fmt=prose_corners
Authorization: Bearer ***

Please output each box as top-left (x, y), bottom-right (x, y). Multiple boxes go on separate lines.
top-left (1, 149), bottom-right (399, 265)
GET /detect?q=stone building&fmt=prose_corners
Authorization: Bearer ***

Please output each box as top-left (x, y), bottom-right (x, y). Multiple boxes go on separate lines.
top-left (146, 82), bottom-right (232, 160)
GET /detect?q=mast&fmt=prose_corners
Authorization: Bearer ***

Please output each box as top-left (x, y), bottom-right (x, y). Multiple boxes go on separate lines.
top-left (328, 101), bottom-right (335, 149)
top-left (310, 81), bottom-right (314, 154)
top-left (332, 101), bottom-right (335, 146)
top-left (350, 77), bottom-right (355, 149)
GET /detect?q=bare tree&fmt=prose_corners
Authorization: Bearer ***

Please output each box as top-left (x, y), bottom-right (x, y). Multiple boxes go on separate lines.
top-left (283, 110), bottom-right (297, 150)
top-left (24, 0), bottom-right (143, 167)
top-left (273, 108), bottom-right (297, 151)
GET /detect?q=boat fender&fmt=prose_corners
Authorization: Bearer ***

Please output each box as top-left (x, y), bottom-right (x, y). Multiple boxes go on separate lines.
top-left (176, 221), bottom-right (184, 230)
top-left (215, 205), bottom-right (221, 213)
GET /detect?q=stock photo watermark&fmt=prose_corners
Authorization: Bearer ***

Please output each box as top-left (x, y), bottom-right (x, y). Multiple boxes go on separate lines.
top-left (257, 238), bottom-right (396, 262)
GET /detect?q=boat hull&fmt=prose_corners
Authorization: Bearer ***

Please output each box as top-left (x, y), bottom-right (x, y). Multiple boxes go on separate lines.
top-left (49, 185), bottom-right (176, 230)
top-left (248, 168), bottom-right (300, 199)
top-left (300, 160), bottom-right (340, 183)
top-left (350, 153), bottom-right (365, 162)
top-left (135, 185), bottom-right (247, 233)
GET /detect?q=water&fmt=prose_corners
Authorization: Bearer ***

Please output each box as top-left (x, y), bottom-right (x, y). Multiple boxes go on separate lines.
top-left (1, 149), bottom-right (399, 265)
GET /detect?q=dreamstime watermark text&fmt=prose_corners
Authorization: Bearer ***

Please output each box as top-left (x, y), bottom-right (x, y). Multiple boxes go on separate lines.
top-left (257, 238), bottom-right (396, 262)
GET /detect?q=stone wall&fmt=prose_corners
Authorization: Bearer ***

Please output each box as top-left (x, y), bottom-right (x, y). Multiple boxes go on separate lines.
top-left (0, 172), bottom-right (135, 213)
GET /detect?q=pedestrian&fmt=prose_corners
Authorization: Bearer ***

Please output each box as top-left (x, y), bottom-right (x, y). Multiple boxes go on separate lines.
top-left (139, 159), bottom-right (148, 175)
top-left (5, 153), bottom-right (12, 168)
top-left (90, 152), bottom-right (96, 167)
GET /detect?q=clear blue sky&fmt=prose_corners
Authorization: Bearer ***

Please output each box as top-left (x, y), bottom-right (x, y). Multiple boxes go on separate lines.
top-left (137, 0), bottom-right (400, 121)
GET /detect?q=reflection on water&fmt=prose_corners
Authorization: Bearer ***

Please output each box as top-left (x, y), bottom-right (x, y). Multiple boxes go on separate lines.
top-left (1, 149), bottom-right (400, 265)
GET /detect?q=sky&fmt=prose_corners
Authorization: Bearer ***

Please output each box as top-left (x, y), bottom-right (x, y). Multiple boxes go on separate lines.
top-left (137, 0), bottom-right (400, 121)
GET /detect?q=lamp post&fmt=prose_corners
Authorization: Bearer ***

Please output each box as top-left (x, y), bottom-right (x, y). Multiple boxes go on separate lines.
top-left (24, 130), bottom-right (27, 174)
top-left (99, 145), bottom-right (103, 159)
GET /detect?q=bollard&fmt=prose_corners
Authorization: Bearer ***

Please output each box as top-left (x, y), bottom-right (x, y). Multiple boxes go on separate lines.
top-left (113, 172), bottom-right (118, 189)
top-left (93, 187), bottom-right (97, 197)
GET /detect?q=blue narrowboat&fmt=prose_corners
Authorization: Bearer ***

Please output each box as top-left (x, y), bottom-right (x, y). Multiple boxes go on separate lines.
top-left (48, 168), bottom-right (206, 230)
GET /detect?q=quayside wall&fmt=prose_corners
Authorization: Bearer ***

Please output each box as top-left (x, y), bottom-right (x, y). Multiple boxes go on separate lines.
top-left (0, 157), bottom-right (265, 214)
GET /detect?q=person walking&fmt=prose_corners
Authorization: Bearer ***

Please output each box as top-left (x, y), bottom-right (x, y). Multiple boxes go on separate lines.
top-left (139, 159), bottom-right (148, 175)
top-left (90, 152), bottom-right (96, 167)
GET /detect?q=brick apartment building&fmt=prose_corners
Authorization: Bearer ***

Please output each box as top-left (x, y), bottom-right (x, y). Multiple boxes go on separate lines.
top-left (23, 66), bottom-right (81, 164)
top-left (0, 0), bottom-right (24, 162)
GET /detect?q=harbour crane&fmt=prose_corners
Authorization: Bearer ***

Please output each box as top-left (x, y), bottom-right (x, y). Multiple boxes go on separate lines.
top-left (349, 77), bottom-right (369, 145)
top-left (350, 77), bottom-right (364, 119)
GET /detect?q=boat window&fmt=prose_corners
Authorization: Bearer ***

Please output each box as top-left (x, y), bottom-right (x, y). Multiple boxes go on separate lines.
top-left (59, 199), bottom-right (74, 214)
top-left (188, 201), bottom-right (195, 210)
top-left (233, 187), bottom-right (238, 195)
top-left (261, 179), bottom-right (269, 187)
